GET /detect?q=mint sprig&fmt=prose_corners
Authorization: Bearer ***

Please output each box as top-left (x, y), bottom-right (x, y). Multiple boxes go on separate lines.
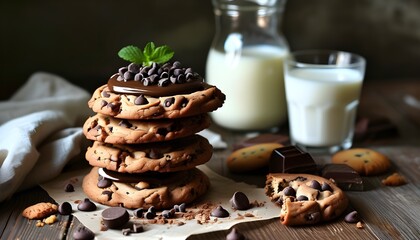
top-left (118, 42), bottom-right (174, 66)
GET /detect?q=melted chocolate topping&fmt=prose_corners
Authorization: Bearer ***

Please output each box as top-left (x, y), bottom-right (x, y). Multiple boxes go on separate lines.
top-left (108, 74), bottom-right (205, 97)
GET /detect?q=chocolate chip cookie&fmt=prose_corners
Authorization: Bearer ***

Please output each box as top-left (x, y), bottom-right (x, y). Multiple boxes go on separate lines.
top-left (85, 135), bottom-right (212, 173)
top-left (82, 167), bottom-right (210, 209)
top-left (265, 173), bottom-right (348, 226)
top-left (331, 148), bottom-right (391, 175)
top-left (88, 81), bottom-right (225, 120)
top-left (83, 113), bottom-right (211, 144)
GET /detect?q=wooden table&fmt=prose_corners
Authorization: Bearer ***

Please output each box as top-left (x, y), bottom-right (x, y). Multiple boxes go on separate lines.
top-left (1, 80), bottom-right (419, 240)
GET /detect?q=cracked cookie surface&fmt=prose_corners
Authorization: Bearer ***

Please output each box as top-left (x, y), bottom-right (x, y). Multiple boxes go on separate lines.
top-left (83, 113), bottom-right (211, 144)
top-left (265, 173), bottom-right (348, 226)
top-left (82, 167), bottom-right (210, 209)
top-left (88, 84), bottom-right (225, 120)
top-left (85, 135), bottom-right (212, 173)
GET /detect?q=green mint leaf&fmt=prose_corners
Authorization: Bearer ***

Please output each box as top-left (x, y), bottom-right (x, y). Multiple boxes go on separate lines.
top-left (118, 42), bottom-right (174, 66)
top-left (118, 45), bottom-right (145, 64)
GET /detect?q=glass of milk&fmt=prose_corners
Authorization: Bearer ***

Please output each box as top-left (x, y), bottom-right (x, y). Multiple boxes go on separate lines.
top-left (206, 0), bottom-right (289, 131)
top-left (284, 50), bottom-right (366, 153)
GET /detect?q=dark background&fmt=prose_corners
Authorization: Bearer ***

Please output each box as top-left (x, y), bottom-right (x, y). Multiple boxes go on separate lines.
top-left (1, 0), bottom-right (420, 99)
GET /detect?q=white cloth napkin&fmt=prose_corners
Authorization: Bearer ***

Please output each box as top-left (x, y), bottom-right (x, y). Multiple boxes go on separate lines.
top-left (0, 72), bottom-right (91, 202)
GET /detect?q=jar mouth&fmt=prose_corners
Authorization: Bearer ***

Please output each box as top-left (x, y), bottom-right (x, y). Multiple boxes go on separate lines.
top-left (213, 0), bottom-right (287, 11)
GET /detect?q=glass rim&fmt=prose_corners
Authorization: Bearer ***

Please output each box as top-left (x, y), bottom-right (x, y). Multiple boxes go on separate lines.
top-left (286, 49), bottom-right (366, 69)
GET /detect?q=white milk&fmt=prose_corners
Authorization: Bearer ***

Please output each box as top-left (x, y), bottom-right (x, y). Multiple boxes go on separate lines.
top-left (206, 46), bottom-right (288, 130)
top-left (285, 68), bottom-right (363, 147)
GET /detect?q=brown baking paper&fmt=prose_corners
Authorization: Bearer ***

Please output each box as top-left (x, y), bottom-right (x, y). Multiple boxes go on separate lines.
top-left (41, 165), bottom-right (279, 240)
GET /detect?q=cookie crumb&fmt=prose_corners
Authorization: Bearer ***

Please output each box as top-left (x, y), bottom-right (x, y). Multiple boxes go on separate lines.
top-left (22, 202), bottom-right (58, 220)
top-left (36, 220), bottom-right (45, 227)
top-left (44, 215), bottom-right (58, 225)
top-left (382, 172), bottom-right (407, 186)
top-left (356, 221), bottom-right (364, 229)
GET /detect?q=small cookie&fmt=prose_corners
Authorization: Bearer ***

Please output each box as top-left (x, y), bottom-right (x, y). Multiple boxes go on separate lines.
top-left (88, 83), bottom-right (225, 120)
top-left (226, 143), bottom-right (283, 172)
top-left (265, 173), bottom-right (348, 226)
top-left (331, 148), bottom-right (391, 176)
top-left (82, 167), bottom-right (210, 209)
top-left (85, 135), bottom-right (212, 173)
top-left (382, 172), bottom-right (407, 186)
top-left (83, 113), bottom-right (211, 144)
top-left (22, 202), bottom-right (58, 220)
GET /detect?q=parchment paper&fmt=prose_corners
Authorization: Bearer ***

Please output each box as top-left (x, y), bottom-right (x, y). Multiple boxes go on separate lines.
top-left (41, 165), bottom-right (279, 240)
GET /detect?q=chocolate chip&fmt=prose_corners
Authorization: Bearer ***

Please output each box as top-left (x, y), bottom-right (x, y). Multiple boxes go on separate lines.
top-left (58, 202), bottom-right (72, 215)
top-left (344, 211), bottom-right (360, 223)
top-left (230, 191), bottom-right (250, 210)
top-left (100, 100), bottom-right (108, 108)
top-left (77, 198), bottom-right (97, 211)
top-left (180, 97), bottom-right (189, 107)
top-left (170, 76), bottom-right (177, 84)
top-left (174, 203), bottom-right (186, 212)
top-left (148, 149), bottom-right (163, 159)
top-left (101, 207), bottom-right (130, 229)
top-left (226, 227), bottom-right (245, 240)
top-left (132, 223), bottom-right (144, 233)
top-left (133, 208), bottom-right (144, 218)
top-left (162, 209), bottom-right (176, 219)
top-left (73, 226), bottom-right (95, 240)
top-left (97, 178), bottom-right (112, 188)
top-left (144, 211), bottom-right (156, 219)
top-left (157, 127), bottom-right (168, 136)
top-left (134, 95), bottom-right (149, 105)
top-left (118, 119), bottom-right (132, 128)
top-left (123, 71), bottom-right (133, 80)
top-left (102, 190), bottom-right (113, 201)
top-left (321, 182), bottom-right (333, 192)
top-left (101, 91), bottom-right (111, 98)
top-left (158, 78), bottom-right (170, 87)
top-left (283, 186), bottom-right (296, 197)
top-left (148, 206), bottom-right (156, 213)
top-left (308, 180), bottom-right (322, 190)
top-left (64, 183), bottom-right (74, 192)
top-left (297, 195), bottom-right (308, 201)
top-left (128, 63), bottom-right (140, 73)
top-left (210, 206), bottom-right (229, 218)
top-left (164, 97), bottom-right (175, 107)
top-left (134, 73), bottom-right (142, 81)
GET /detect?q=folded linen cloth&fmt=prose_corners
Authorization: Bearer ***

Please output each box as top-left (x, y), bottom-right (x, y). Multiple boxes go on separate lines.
top-left (0, 72), bottom-right (91, 202)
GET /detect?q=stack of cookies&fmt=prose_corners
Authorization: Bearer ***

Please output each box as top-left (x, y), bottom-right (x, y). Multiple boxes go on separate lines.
top-left (81, 44), bottom-right (225, 209)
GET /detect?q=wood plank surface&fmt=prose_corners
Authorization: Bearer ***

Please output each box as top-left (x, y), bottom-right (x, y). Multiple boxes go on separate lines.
top-left (1, 80), bottom-right (419, 240)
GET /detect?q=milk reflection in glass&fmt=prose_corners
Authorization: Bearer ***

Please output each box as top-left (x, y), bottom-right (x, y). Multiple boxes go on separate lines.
top-left (285, 67), bottom-right (364, 149)
top-left (206, 46), bottom-right (288, 130)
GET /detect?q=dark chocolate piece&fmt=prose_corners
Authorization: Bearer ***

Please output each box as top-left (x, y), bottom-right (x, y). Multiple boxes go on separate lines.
top-left (133, 208), bottom-right (144, 218)
top-left (211, 206), bottom-right (229, 218)
top-left (174, 202), bottom-right (186, 212)
top-left (77, 198), bottom-right (97, 212)
top-left (321, 164), bottom-right (364, 191)
top-left (64, 183), bottom-right (74, 192)
top-left (101, 207), bottom-right (129, 229)
top-left (269, 146), bottom-right (317, 173)
top-left (344, 210), bottom-right (360, 223)
top-left (230, 191), bottom-right (250, 210)
top-left (233, 133), bottom-right (289, 150)
top-left (226, 227), bottom-right (245, 240)
top-left (97, 178), bottom-right (112, 188)
top-left (58, 202), bottom-right (72, 215)
top-left (73, 226), bottom-right (95, 240)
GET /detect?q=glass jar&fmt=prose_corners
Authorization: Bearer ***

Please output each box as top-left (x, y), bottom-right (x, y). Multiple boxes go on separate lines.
top-left (206, 0), bottom-right (289, 131)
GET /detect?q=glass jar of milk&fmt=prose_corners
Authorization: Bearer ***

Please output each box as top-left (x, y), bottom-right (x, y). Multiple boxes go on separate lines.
top-left (206, 0), bottom-right (289, 131)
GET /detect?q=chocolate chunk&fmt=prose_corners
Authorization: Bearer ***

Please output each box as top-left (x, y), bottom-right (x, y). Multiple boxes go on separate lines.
top-left (97, 178), bottom-right (112, 188)
top-left (162, 209), bottom-right (176, 219)
top-left (344, 210), bottom-right (360, 223)
top-left (233, 133), bottom-right (289, 150)
top-left (230, 191), bottom-right (250, 210)
top-left (77, 198), bottom-right (97, 212)
top-left (144, 211), bottom-right (156, 219)
top-left (132, 223), bottom-right (144, 233)
top-left (322, 164), bottom-right (363, 191)
top-left (174, 203), bottom-right (186, 212)
top-left (73, 226), bottom-right (95, 240)
top-left (134, 95), bottom-right (149, 105)
top-left (226, 227), bottom-right (245, 240)
top-left (101, 91), bottom-right (111, 98)
top-left (148, 149), bottom-right (163, 159)
top-left (118, 119), bottom-right (132, 128)
top-left (64, 183), bottom-right (74, 192)
top-left (211, 206), bottom-right (229, 218)
top-left (297, 195), bottom-right (308, 201)
top-left (164, 97), bottom-right (175, 107)
top-left (283, 186), bottom-right (296, 197)
top-left (102, 190), bottom-right (113, 201)
top-left (58, 202), bottom-right (72, 215)
top-left (308, 180), bottom-right (321, 190)
top-left (321, 182), bottom-right (333, 192)
top-left (101, 207), bottom-right (129, 229)
top-left (133, 208), bottom-right (144, 218)
top-left (269, 146), bottom-right (317, 174)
